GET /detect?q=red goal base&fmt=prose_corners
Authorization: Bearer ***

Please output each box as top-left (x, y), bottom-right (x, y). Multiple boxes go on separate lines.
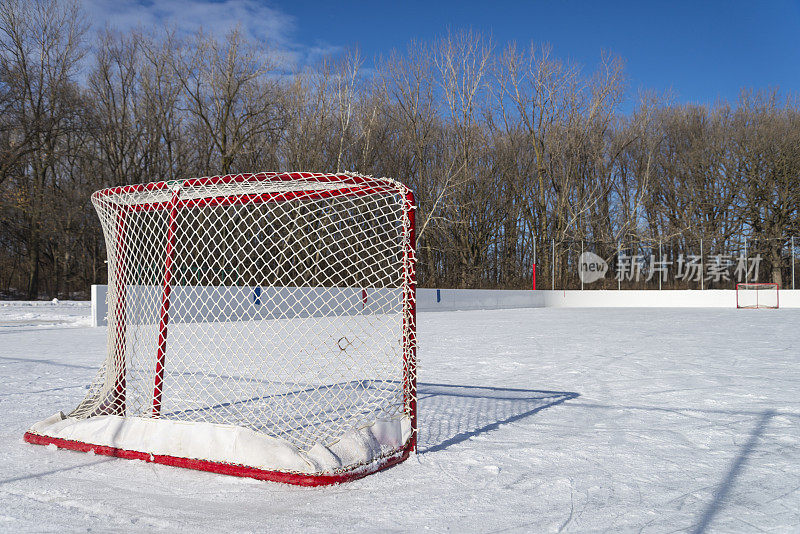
top-left (24, 431), bottom-right (412, 486)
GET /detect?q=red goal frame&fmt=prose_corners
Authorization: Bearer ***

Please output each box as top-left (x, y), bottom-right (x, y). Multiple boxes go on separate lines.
top-left (735, 282), bottom-right (779, 309)
top-left (24, 172), bottom-right (417, 486)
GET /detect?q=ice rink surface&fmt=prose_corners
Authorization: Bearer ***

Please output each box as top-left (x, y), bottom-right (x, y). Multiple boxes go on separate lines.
top-left (1, 301), bottom-right (799, 533)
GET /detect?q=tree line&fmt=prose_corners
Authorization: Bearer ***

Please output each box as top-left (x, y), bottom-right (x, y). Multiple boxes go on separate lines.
top-left (1, 0), bottom-right (798, 299)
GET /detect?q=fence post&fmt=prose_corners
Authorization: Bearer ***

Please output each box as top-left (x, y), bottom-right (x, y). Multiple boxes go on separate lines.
top-left (700, 238), bottom-right (704, 290)
top-left (744, 238), bottom-right (748, 283)
top-left (581, 240), bottom-right (584, 290)
top-left (659, 241), bottom-right (663, 291)
top-left (617, 241), bottom-right (621, 290)
top-left (551, 239), bottom-right (555, 291)
top-left (792, 236), bottom-right (796, 290)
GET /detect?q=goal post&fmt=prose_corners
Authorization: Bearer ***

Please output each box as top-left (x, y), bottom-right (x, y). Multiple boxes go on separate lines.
top-left (24, 172), bottom-right (417, 486)
top-left (736, 282), bottom-right (779, 309)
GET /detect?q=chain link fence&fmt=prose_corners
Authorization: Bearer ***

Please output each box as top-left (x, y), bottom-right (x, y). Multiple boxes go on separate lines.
top-left (532, 236), bottom-right (799, 291)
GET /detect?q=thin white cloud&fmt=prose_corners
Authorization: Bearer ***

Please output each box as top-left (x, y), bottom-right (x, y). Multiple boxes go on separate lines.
top-left (82, 0), bottom-right (341, 69)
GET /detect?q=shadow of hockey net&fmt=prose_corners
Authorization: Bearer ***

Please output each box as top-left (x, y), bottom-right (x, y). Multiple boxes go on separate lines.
top-left (24, 172), bottom-right (417, 486)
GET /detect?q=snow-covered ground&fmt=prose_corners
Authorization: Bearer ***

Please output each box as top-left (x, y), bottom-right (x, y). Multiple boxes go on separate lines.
top-left (1, 301), bottom-right (799, 532)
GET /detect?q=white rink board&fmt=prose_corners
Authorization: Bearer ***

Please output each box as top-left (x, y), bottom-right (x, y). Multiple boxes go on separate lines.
top-left (93, 286), bottom-right (800, 325)
top-left (92, 284), bottom-right (400, 326)
top-left (415, 288), bottom-right (800, 310)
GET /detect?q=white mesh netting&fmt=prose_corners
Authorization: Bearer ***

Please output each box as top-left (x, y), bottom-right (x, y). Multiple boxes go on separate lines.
top-left (70, 172), bottom-right (417, 462)
top-left (736, 283), bottom-right (779, 309)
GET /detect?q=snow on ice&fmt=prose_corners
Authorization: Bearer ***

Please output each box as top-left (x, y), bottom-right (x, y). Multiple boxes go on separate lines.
top-left (1, 301), bottom-right (799, 532)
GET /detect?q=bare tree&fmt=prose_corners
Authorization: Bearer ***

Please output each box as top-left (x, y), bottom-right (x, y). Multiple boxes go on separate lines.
top-left (169, 28), bottom-right (283, 175)
top-left (1, 14), bottom-right (799, 297)
top-left (0, 0), bottom-right (87, 298)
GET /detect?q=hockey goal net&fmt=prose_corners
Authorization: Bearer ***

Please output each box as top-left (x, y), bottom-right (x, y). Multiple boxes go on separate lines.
top-left (736, 282), bottom-right (779, 309)
top-left (25, 172), bottom-right (417, 486)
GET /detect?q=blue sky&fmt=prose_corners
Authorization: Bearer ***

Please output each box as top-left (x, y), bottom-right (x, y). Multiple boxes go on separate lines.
top-left (86, 0), bottom-right (800, 109)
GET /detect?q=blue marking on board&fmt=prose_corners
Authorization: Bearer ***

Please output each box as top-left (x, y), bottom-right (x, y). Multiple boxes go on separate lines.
top-left (253, 286), bottom-right (261, 306)
top-left (436, 289), bottom-right (441, 303)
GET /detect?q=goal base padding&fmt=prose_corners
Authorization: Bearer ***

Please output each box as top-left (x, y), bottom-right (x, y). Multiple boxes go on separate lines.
top-left (23, 413), bottom-right (413, 487)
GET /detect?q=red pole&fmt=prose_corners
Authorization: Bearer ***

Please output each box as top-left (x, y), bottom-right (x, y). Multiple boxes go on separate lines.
top-left (402, 190), bottom-right (417, 452)
top-left (153, 186), bottom-right (181, 417)
top-left (532, 263), bottom-right (537, 290)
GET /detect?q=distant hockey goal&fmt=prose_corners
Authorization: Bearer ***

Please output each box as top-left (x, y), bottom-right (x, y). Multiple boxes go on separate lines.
top-left (24, 172), bottom-right (417, 486)
top-left (736, 282), bottom-right (779, 309)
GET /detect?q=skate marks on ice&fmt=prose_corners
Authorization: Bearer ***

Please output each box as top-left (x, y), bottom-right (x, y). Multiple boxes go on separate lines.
top-left (692, 409), bottom-right (777, 534)
top-left (569, 399), bottom-right (796, 533)
top-left (0, 458), bottom-right (115, 486)
top-left (416, 382), bottom-right (578, 453)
